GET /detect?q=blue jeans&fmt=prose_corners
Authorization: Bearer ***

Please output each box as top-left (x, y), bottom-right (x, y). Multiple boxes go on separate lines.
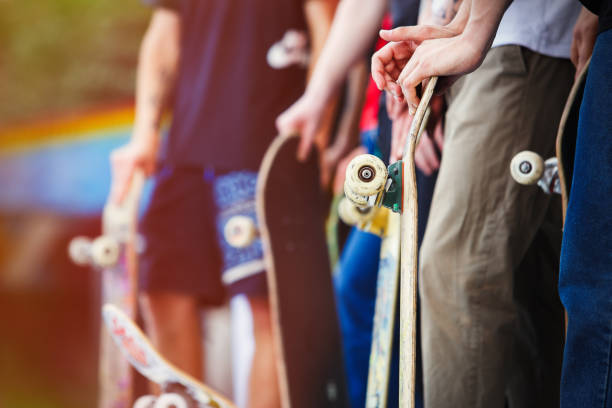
top-left (559, 29), bottom-right (612, 407)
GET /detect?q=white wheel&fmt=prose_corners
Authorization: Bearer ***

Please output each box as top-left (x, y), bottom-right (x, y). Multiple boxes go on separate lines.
top-left (224, 215), bottom-right (257, 248)
top-left (338, 197), bottom-right (375, 226)
top-left (510, 151), bottom-right (544, 185)
top-left (153, 393), bottom-right (188, 408)
top-left (68, 236), bottom-right (92, 266)
top-left (91, 235), bottom-right (120, 268)
top-left (343, 182), bottom-right (369, 207)
top-left (345, 154), bottom-right (388, 197)
top-left (133, 395), bottom-right (156, 408)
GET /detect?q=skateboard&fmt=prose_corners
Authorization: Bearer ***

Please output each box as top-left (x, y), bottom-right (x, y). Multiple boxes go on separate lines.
top-left (68, 170), bottom-right (145, 408)
top-left (256, 134), bottom-right (348, 408)
top-left (102, 304), bottom-right (236, 408)
top-left (338, 199), bottom-right (400, 408)
top-left (510, 58), bottom-right (590, 220)
top-left (344, 77), bottom-right (437, 408)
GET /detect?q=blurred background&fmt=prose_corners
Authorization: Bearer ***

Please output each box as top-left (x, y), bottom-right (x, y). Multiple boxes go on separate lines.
top-left (0, 2), bottom-right (151, 406)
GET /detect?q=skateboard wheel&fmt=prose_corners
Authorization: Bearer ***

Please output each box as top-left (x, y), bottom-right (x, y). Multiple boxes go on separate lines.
top-left (510, 151), bottom-right (544, 185)
top-left (133, 395), bottom-right (156, 408)
top-left (153, 393), bottom-right (188, 408)
top-left (345, 154), bottom-right (388, 197)
top-left (68, 236), bottom-right (92, 266)
top-left (343, 182), bottom-right (369, 207)
top-left (224, 215), bottom-right (257, 248)
top-left (91, 235), bottom-right (120, 268)
top-left (338, 197), bottom-right (375, 226)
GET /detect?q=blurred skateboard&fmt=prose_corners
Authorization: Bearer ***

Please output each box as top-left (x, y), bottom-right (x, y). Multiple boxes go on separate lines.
top-left (510, 58), bottom-right (590, 220)
top-left (102, 304), bottom-right (235, 408)
top-left (68, 171), bottom-right (145, 408)
top-left (344, 78), bottom-right (437, 408)
top-left (256, 134), bottom-right (348, 408)
top-left (338, 200), bottom-right (400, 408)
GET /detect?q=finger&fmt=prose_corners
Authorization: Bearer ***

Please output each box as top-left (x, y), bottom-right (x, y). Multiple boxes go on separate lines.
top-left (111, 159), bottom-right (135, 205)
top-left (380, 26), bottom-right (457, 43)
top-left (570, 40), bottom-right (579, 68)
top-left (297, 132), bottom-right (313, 162)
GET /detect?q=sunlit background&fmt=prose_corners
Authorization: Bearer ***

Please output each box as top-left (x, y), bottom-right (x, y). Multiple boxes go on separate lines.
top-left (0, 2), bottom-right (150, 406)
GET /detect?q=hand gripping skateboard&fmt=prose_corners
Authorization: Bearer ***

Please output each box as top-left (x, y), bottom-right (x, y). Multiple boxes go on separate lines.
top-left (510, 58), bottom-right (590, 220)
top-left (256, 134), bottom-right (348, 408)
top-left (344, 78), bottom-right (437, 408)
top-left (68, 170), bottom-right (145, 408)
top-left (102, 304), bottom-right (236, 408)
top-left (339, 199), bottom-right (400, 408)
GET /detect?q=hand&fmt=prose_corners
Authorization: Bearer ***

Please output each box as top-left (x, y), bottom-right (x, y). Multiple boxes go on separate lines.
top-left (109, 135), bottom-right (158, 204)
top-left (276, 92), bottom-right (326, 161)
top-left (571, 7), bottom-right (598, 80)
top-left (332, 146), bottom-right (367, 195)
top-left (371, 25), bottom-right (462, 110)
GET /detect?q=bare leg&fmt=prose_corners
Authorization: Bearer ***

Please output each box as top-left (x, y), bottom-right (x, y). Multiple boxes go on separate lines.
top-left (140, 292), bottom-right (203, 392)
top-left (247, 295), bottom-right (281, 408)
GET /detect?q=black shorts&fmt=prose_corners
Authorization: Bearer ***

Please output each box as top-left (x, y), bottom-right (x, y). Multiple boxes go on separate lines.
top-left (139, 165), bottom-right (267, 305)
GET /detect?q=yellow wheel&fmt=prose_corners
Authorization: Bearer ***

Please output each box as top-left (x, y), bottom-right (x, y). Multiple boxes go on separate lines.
top-left (343, 182), bottom-right (369, 207)
top-left (338, 197), bottom-right (375, 226)
top-left (68, 236), bottom-right (92, 266)
top-left (224, 215), bottom-right (257, 248)
top-left (91, 235), bottom-right (120, 268)
top-left (510, 151), bottom-right (544, 185)
top-left (345, 154), bottom-right (388, 197)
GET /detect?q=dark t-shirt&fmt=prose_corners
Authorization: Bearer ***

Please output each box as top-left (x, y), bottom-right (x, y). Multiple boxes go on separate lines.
top-left (145, 0), bottom-right (308, 170)
top-left (580, 0), bottom-right (612, 32)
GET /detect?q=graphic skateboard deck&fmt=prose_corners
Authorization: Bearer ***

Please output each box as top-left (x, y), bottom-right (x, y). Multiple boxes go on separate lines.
top-left (344, 77), bottom-right (437, 408)
top-left (102, 304), bottom-right (236, 408)
top-left (338, 200), bottom-right (401, 408)
top-left (510, 59), bottom-right (590, 221)
top-left (68, 171), bottom-right (145, 408)
top-left (256, 134), bottom-right (348, 408)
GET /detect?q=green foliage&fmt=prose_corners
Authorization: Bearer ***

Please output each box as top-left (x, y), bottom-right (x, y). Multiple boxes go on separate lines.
top-left (0, 0), bottom-right (150, 124)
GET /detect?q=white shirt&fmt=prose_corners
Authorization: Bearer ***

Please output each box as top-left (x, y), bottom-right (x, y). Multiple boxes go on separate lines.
top-left (492, 0), bottom-right (582, 59)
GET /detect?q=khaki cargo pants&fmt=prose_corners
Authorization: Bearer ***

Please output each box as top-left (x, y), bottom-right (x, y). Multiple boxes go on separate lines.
top-left (419, 45), bottom-right (573, 407)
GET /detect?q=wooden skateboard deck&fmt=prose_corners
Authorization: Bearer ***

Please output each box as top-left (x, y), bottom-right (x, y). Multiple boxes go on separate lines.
top-left (102, 304), bottom-right (236, 408)
top-left (69, 171), bottom-right (145, 408)
top-left (365, 209), bottom-right (400, 408)
top-left (557, 58), bottom-right (590, 220)
top-left (256, 134), bottom-right (348, 408)
top-left (398, 77), bottom-right (437, 408)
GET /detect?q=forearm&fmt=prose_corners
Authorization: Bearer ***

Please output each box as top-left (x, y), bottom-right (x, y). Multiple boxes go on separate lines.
top-left (306, 0), bottom-right (387, 103)
top-left (133, 10), bottom-right (180, 144)
top-left (462, 0), bottom-right (511, 55)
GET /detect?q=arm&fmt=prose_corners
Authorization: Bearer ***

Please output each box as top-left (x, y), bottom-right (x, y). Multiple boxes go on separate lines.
top-left (110, 8), bottom-right (180, 202)
top-left (276, 0), bottom-right (388, 160)
top-left (571, 6), bottom-right (598, 80)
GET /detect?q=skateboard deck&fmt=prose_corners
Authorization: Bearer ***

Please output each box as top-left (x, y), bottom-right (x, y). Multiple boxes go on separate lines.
top-left (343, 77), bottom-right (437, 408)
top-left (365, 210), bottom-right (400, 408)
top-left (556, 58), bottom-right (590, 220)
top-left (256, 134), bottom-right (348, 408)
top-left (337, 199), bottom-right (400, 408)
top-left (398, 77), bottom-right (437, 408)
top-left (68, 171), bottom-right (145, 408)
top-left (102, 304), bottom-right (236, 408)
